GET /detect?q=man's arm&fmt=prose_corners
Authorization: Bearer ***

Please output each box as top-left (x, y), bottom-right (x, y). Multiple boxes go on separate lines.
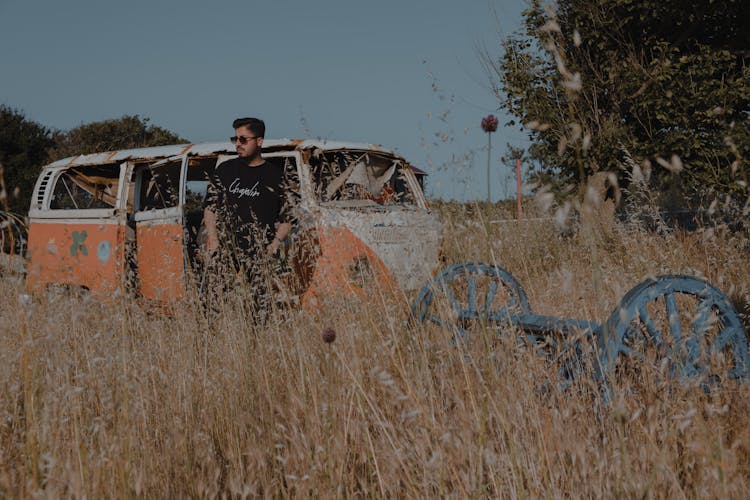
top-left (266, 222), bottom-right (291, 255)
top-left (203, 207), bottom-right (220, 257)
top-left (266, 161), bottom-right (298, 255)
top-left (202, 167), bottom-right (223, 259)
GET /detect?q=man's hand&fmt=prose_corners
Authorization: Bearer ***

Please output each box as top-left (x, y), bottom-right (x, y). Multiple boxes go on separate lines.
top-left (206, 233), bottom-right (219, 256)
top-left (266, 237), bottom-right (282, 255)
top-left (267, 222), bottom-right (292, 255)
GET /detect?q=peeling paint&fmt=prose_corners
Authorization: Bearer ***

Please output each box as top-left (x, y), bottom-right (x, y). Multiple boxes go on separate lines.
top-left (318, 207), bottom-right (441, 291)
top-left (70, 231), bottom-right (88, 257)
top-left (97, 240), bottom-right (111, 263)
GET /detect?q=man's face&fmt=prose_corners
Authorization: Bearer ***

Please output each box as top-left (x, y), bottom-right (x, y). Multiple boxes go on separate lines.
top-left (234, 125), bottom-right (263, 159)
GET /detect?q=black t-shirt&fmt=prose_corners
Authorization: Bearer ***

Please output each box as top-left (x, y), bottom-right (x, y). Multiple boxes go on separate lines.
top-left (203, 158), bottom-right (286, 253)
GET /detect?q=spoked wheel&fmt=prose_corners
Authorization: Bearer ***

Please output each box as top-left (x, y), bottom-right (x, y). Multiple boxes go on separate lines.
top-left (599, 275), bottom-right (749, 387)
top-left (411, 261), bottom-right (531, 342)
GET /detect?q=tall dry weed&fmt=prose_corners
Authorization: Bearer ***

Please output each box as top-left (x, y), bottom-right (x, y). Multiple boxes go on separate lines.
top-left (1, 201), bottom-right (749, 496)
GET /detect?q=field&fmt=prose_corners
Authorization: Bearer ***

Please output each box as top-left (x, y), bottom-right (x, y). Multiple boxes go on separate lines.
top-left (1, 201), bottom-right (749, 497)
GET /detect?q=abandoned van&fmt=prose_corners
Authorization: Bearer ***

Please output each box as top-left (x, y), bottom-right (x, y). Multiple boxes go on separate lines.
top-left (26, 140), bottom-right (441, 305)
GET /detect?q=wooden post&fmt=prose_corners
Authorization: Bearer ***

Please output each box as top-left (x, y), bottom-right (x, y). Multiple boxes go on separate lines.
top-left (516, 158), bottom-right (522, 222)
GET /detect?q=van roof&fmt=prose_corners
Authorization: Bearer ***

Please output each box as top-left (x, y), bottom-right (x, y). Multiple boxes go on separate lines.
top-left (46, 139), bottom-right (403, 169)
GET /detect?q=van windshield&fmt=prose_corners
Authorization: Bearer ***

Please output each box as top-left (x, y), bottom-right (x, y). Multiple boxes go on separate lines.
top-left (311, 151), bottom-right (417, 207)
top-left (49, 164), bottom-right (120, 210)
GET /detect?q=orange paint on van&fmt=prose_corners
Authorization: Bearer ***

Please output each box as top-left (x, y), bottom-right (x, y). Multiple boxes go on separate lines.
top-left (301, 226), bottom-right (399, 308)
top-left (26, 222), bottom-right (124, 295)
top-left (136, 223), bottom-right (185, 300)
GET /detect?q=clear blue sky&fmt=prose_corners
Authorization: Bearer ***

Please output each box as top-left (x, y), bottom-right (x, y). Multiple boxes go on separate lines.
top-left (0, 0), bottom-right (528, 201)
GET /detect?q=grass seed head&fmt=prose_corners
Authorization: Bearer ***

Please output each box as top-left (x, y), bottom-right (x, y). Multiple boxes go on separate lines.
top-left (322, 327), bottom-right (336, 343)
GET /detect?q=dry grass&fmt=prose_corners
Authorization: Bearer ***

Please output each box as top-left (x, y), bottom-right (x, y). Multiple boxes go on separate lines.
top-left (2, 202), bottom-right (750, 497)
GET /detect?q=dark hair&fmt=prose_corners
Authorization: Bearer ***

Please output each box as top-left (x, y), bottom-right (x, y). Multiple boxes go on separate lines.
top-left (232, 117), bottom-right (265, 138)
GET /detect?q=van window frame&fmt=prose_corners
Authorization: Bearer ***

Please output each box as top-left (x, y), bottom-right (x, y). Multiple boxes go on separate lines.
top-left (132, 155), bottom-right (188, 222)
top-left (32, 163), bottom-right (126, 219)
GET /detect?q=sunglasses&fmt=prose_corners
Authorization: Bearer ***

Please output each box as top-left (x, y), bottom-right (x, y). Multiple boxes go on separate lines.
top-left (230, 135), bottom-right (258, 145)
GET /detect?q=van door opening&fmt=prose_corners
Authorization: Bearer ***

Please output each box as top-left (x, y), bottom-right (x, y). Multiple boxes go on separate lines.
top-left (132, 155), bottom-right (187, 300)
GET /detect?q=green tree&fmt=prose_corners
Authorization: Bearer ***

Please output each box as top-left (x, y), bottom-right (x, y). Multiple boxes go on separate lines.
top-left (48, 115), bottom-right (187, 161)
top-left (0, 105), bottom-right (55, 215)
top-left (495, 0), bottom-right (749, 209)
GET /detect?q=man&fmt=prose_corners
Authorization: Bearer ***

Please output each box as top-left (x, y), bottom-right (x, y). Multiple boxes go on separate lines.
top-left (202, 117), bottom-right (292, 318)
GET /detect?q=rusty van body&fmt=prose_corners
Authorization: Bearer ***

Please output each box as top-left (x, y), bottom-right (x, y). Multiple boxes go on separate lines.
top-left (26, 140), bottom-right (441, 305)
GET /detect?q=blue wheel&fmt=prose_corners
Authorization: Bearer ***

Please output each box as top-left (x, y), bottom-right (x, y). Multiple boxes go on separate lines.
top-left (599, 275), bottom-right (749, 385)
top-left (411, 261), bottom-right (531, 341)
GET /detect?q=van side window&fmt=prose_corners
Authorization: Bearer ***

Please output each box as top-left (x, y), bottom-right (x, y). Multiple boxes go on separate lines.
top-left (49, 164), bottom-right (120, 210)
top-left (184, 157), bottom-right (218, 215)
top-left (137, 160), bottom-right (181, 210)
